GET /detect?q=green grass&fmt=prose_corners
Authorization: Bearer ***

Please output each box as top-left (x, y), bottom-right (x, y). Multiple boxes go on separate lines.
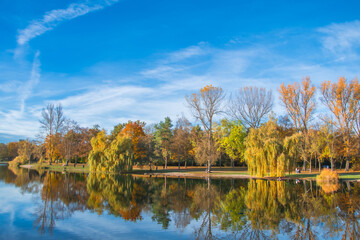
top-left (286, 173), bottom-right (318, 179)
top-left (211, 171), bottom-right (249, 175)
top-left (29, 163), bottom-right (90, 173)
top-left (286, 172), bottom-right (360, 181)
top-left (339, 173), bottom-right (360, 180)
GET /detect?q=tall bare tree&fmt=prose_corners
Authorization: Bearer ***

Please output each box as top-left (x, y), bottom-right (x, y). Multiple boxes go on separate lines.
top-left (279, 77), bottom-right (316, 171)
top-left (320, 77), bottom-right (360, 171)
top-left (228, 86), bottom-right (273, 129)
top-left (39, 103), bottom-right (65, 164)
top-left (186, 85), bottom-right (225, 172)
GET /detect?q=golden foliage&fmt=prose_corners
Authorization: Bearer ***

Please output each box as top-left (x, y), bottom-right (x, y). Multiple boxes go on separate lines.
top-left (319, 182), bottom-right (340, 194)
top-left (316, 169), bottom-right (339, 183)
top-left (279, 76), bottom-right (316, 131)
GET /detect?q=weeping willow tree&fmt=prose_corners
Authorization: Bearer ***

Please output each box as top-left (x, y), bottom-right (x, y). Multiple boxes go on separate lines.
top-left (244, 118), bottom-right (285, 177)
top-left (88, 130), bottom-right (134, 173)
top-left (244, 118), bottom-right (301, 177)
top-left (283, 132), bottom-right (302, 174)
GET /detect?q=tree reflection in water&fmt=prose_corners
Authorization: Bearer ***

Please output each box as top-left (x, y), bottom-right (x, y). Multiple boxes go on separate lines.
top-left (3, 166), bottom-right (360, 239)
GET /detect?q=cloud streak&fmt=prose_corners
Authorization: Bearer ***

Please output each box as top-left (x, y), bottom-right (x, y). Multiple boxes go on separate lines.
top-left (17, 0), bottom-right (119, 46)
top-left (20, 51), bottom-right (41, 113)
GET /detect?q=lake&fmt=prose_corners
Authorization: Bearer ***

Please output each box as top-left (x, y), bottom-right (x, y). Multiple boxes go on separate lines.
top-left (0, 165), bottom-right (359, 239)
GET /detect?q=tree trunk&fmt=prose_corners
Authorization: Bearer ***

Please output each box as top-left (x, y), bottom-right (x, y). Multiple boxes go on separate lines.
top-left (309, 157), bottom-right (312, 173)
top-left (303, 158), bottom-right (306, 171)
top-left (185, 161), bottom-right (187, 169)
top-left (346, 156), bottom-right (350, 171)
top-left (178, 158), bottom-right (180, 170)
top-left (208, 133), bottom-right (212, 173)
top-left (164, 155), bottom-right (168, 169)
top-left (49, 136), bottom-right (52, 165)
top-left (219, 154), bottom-right (222, 168)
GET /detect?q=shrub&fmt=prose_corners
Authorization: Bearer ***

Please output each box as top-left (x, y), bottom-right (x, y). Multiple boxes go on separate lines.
top-left (316, 168), bottom-right (339, 183)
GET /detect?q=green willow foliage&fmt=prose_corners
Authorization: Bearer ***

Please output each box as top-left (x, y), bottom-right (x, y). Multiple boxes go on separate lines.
top-left (244, 118), bottom-right (301, 177)
top-left (245, 118), bottom-right (285, 177)
top-left (87, 173), bottom-right (135, 217)
top-left (88, 130), bottom-right (134, 173)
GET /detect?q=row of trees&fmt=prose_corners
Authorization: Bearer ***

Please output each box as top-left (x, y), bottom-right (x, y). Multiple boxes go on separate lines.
top-left (4, 104), bottom-right (100, 166)
top-left (5, 77), bottom-right (360, 176)
top-left (185, 78), bottom-right (360, 176)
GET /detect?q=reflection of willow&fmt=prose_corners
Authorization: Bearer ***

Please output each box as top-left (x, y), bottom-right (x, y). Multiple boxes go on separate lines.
top-left (86, 173), bottom-right (146, 221)
top-left (228, 180), bottom-right (320, 240)
top-left (242, 180), bottom-right (288, 239)
top-left (34, 171), bottom-right (89, 234)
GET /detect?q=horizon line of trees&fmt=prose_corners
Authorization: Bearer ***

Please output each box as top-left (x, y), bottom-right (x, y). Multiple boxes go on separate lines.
top-left (2, 76), bottom-right (360, 176)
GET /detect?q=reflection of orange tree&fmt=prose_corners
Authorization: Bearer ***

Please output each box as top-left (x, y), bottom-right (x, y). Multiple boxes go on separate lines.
top-left (6, 165), bottom-right (42, 194)
top-left (86, 173), bottom-right (146, 222)
top-left (335, 184), bottom-right (360, 240)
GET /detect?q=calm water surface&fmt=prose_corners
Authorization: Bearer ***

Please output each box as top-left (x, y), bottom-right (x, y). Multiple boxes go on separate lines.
top-left (0, 165), bottom-right (359, 239)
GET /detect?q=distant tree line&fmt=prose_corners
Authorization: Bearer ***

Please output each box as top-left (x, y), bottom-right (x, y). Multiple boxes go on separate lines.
top-left (4, 77), bottom-right (360, 176)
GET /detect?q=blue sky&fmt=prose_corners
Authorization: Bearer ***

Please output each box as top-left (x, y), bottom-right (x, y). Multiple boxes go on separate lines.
top-left (1, 0), bottom-right (360, 142)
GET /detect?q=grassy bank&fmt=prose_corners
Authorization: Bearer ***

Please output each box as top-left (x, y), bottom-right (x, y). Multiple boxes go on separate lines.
top-left (287, 170), bottom-right (360, 181)
top-left (22, 163), bottom-right (90, 173)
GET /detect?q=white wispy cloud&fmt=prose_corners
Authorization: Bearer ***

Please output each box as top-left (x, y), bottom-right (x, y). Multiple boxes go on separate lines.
top-left (166, 43), bottom-right (208, 63)
top-left (17, 0), bottom-right (120, 46)
top-left (318, 20), bottom-right (360, 58)
top-left (19, 51), bottom-right (41, 113)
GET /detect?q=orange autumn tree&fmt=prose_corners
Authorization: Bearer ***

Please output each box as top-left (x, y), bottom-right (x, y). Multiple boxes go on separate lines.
top-left (320, 77), bottom-right (360, 171)
top-left (44, 133), bottom-right (63, 163)
top-left (121, 121), bottom-right (147, 164)
top-left (279, 77), bottom-right (316, 171)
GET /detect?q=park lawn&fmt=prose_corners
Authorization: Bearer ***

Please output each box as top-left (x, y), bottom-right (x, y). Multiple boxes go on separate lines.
top-left (287, 170), bottom-right (360, 181)
top-left (211, 171), bottom-right (250, 175)
top-left (338, 173), bottom-right (360, 180)
top-left (26, 163), bottom-right (90, 173)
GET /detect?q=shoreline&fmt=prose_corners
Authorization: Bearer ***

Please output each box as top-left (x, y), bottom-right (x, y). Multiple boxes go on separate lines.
top-left (17, 164), bottom-right (360, 181)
